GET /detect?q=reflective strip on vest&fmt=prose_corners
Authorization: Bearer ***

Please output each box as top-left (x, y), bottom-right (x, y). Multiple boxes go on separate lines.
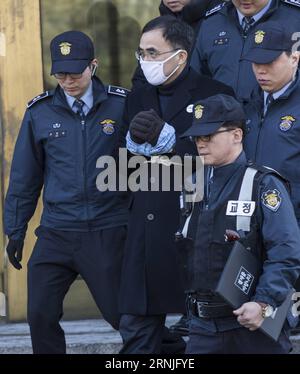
top-left (236, 167), bottom-right (258, 232)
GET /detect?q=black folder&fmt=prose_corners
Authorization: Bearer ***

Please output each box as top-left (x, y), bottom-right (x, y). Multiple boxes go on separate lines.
top-left (216, 241), bottom-right (293, 341)
top-left (216, 241), bottom-right (261, 305)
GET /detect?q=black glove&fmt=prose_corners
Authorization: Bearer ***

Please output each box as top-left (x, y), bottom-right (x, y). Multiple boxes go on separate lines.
top-left (6, 239), bottom-right (24, 270)
top-left (129, 109), bottom-right (164, 146)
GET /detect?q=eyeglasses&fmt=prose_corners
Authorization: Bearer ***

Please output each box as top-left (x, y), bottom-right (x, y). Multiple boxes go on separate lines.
top-left (135, 48), bottom-right (180, 61)
top-left (54, 72), bottom-right (84, 80)
top-left (193, 128), bottom-right (236, 143)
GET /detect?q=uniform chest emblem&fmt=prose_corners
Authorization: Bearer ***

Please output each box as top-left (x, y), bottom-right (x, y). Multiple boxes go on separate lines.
top-left (100, 119), bottom-right (116, 135)
top-left (279, 115), bottom-right (296, 131)
top-left (59, 42), bottom-right (72, 55)
top-left (262, 189), bottom-right (281, 212)
top-left (255, 31), bottom-right (265, 44)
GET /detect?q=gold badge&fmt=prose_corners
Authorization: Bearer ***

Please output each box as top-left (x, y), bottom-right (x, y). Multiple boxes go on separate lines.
top-left (100, 119), bottom-right (116, 125)
top-left (254, 30), bottom-right (265, 44)
top-left (194, 105), bottom-right (204, 119)
top-left (100, 119), bottom-right (116, 135)
top-left (59, 42), bottom-right (72, 55)
top-left (279, 115), bottom-right (296, 132)
top-left (262, 189), bottom-right (281, 212)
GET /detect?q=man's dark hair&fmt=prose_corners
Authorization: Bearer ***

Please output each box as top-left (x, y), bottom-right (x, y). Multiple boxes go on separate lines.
top-left (142, 16), bottom-right (194, 54)
top-left (223, 120), bottom-right (246, 137)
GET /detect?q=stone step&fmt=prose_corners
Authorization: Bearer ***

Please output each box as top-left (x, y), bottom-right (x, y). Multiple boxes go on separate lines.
top-left (0, 316), bottom-right (299, 354)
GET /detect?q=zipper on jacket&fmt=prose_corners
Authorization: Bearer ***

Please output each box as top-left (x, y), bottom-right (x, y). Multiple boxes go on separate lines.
top-left (254, 109), bottom-right (265, 161)
top-left (204, 167), bottom-right (213, 210)
top-left (81, 118), bottom-right (90, 225)
top-left (255, 96), bottom-right (277, 160)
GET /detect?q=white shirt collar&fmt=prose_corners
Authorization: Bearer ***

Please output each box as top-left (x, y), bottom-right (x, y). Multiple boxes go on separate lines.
top-left (237, 0), bottom-right (272, 25)
top-left (64, 81), bottom-right (93, 114)
top-left (263, 79), bottom-right (294, 108)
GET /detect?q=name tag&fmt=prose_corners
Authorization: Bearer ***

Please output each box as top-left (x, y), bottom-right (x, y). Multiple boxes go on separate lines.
top-left (226, 200), bottom-right (256, 216)
top-left (213, 37), bottom-right (229, 46)
top-left (48, 130), bottom-right (67, 139)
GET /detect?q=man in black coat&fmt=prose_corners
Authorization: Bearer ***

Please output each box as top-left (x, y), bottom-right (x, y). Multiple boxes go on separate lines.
top-left (132, 0), bottom-right (223, 90)
top-left (118, 16), bottom-right (234, 354)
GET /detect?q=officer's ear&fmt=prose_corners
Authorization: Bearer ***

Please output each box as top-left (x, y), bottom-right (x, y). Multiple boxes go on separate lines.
top-left (177, 50), bottom-right (188, 65)
top-left (232, 128), bottom-right (243, 143)
top-left (290, 51), bottom-right (300, 67)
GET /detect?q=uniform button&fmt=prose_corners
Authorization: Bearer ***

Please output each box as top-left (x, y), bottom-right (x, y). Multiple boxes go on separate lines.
top-left (147, 214), bottom-right (154, 221)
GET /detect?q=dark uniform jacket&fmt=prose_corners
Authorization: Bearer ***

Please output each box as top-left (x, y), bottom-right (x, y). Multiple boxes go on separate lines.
top-left (119, 67), bottom-right (233, 315)
top-left (191, 0), bottom-right (300, 100)
top-left (243, 72), bottom-right (300, 223)
top-left (4, 77), bottom-right (129, 241)
top-left (159, 0), bottom-right (222, 32)
top-left (187, 152), bottom-right (300, 331)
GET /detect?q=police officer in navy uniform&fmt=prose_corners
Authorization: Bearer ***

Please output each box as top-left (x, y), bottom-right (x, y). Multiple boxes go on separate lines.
top-left (242, 22), bottom-right (300, 225)
top-left (242, 21), bottom-right (300, 323)
top-left (4, 31), bottom-right (130, 354)
top-left (191, 0), bottom-right (300, 100)
top-left (180, 94), bottom-right (300, 354)
top-left (118, 16), bottom-right (234, 354)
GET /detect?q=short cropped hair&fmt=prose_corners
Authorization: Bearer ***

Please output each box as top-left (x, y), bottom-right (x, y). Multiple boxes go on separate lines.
top-left (142, 16), bottom-right (194, 55)
top-left (222, 120), bottom-right (246, 137)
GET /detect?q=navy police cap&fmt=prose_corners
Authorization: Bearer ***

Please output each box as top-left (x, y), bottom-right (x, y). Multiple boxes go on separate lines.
top-left (50, 30), bottom-right (94, 75)
top-left (242, 21), bottom-right (295, 64)
top-left (181, 94), bottom-right (245, 138)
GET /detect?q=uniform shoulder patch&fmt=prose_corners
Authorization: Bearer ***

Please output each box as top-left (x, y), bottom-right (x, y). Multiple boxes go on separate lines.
top-left (205, 2), bottom-right (226, 17)
top-left (108, 85), bottom-right (130, 98)
top-left (262, 189), bottom-right (282, 212)
top-left (27, 91), bottom-right (50, 108)
top-left (282, 0), bottom-right (300, 8)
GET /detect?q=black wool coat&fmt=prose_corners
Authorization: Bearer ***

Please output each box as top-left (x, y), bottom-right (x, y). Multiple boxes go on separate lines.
top-left (119, 68), bottom-right (234, 314)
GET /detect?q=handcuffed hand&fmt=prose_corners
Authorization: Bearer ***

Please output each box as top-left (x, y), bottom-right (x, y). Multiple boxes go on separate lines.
top-left (129, 109), bottom-right (164, 146)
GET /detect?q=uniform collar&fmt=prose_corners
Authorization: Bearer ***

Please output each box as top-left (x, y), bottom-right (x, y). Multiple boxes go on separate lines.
top-left (246, 70), bottom-right (300, 106)
top-left (236, 0), bottom-right (272, 26)
top-left (212, 151), bottom-right (246, 174)
top-left (262, 70), bottom-right (299, 106)
top-left (91, 76), bottom-right (108, 106)
top-left (224, 0), bottom-right (278, 26)
top-left (207, 151), bottom-right (247, 194)
top-left (52, 76), bottom-right (107, 110)
top-left (263, 79), bottom-right (294, 107)
top-left (64, 81), bottom-right (93, 113)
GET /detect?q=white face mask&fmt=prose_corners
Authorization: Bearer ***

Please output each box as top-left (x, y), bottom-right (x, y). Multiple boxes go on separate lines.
top-left (140, 50), bottom-right (183, 86)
